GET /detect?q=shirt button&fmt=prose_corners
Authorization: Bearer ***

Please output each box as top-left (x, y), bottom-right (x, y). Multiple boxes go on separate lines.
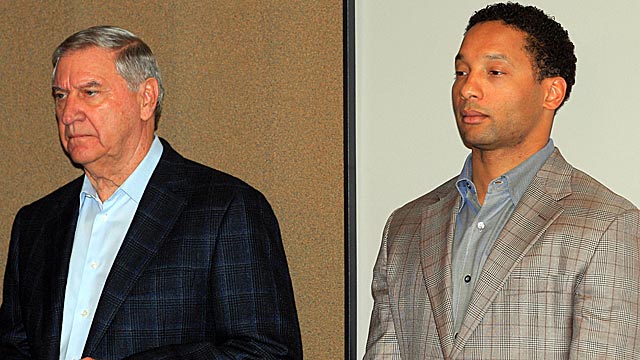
top-left (90, 261), bottom-right (99, 269)
top-left (477, 222), bottom-right (485, 231)
top-left (102, 214), bottom-right (108, 221)
top-left (464, 274), bottom-right (472, 283)
top-left (80, 309), bottom-right (89, 317)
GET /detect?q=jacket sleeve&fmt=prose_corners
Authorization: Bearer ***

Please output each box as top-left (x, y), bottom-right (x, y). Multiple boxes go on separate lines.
top-left (117, 189), bottom-right (302, 360)
top-left (0, 208), bottom-right (32, 359)
top-left (570, 208), bottom-right (640, 358)
top-left (363, 213), bottom-right (402, 359)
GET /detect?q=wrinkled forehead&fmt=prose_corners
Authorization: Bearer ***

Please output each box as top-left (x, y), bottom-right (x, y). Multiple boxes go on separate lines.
top-left (52, 46), bottom-right (120, 83)
top-left (51, 47), bottom-right (126, 88)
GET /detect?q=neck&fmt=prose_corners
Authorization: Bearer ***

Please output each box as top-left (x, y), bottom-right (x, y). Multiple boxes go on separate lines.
top-left (470, 139), bottom-right (547, 204)
top-left (84, 135), bottom-right (155, 202)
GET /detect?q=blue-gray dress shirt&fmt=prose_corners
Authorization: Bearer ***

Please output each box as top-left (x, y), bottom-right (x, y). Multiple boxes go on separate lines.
top-left (451, 139), bottom-right (555, 333)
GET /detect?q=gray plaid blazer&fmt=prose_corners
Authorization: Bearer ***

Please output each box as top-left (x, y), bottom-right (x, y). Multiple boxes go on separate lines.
top-left (365, 148), bottom-right (640, 359)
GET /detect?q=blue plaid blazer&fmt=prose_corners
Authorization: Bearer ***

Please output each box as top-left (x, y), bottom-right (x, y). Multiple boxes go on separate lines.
top-left (0, 138), bottom-right (302, 359)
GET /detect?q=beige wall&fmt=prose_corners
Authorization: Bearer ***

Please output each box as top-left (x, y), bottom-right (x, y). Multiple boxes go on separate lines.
top-left (0, 1), bottom-right (344, 358)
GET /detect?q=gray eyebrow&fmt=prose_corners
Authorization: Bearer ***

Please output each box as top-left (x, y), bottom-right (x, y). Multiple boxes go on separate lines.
top-left (52, 80), bottom-right (103, 93)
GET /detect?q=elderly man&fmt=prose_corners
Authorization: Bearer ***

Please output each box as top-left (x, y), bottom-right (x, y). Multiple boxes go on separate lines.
top-left (365, 3), bottom-right (640, 359)
top-left (0, 26), bottom-right (302, 359)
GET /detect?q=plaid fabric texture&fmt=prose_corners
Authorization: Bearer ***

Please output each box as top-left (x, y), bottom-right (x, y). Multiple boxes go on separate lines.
top-left (0, 139), bottom-right (302, 359)
top-left (364, 149), bottom-right (640, 359)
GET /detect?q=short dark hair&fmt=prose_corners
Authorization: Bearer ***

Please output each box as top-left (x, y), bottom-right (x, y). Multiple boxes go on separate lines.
top-left (466, 2), bottom-right (576, 109)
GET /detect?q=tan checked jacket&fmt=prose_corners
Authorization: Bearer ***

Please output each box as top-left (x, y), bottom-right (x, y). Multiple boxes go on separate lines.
top-left (364, 149), bottom-right (640, 359)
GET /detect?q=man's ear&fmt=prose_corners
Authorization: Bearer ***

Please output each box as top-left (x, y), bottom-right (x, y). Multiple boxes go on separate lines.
top-left (542, 77), bottom-right (567, 111)
top-left (139, 78), bottom-right (159, 122)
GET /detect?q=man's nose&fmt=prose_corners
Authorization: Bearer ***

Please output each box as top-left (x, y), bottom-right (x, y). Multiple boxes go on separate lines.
top-left (459, 72), bottom-right (483, 101)
top-left (59, 94), bottom-right (84, 125)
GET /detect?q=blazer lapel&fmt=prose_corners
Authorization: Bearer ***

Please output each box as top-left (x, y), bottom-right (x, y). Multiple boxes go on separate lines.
top-left (451, 149), bottom-right (573, 356)
top-left (419, 181), bottom-right (460, 358)
top-left (83, 146), bottom-right (188, 355)
top-left (40, 185), bottom-right (81, 359)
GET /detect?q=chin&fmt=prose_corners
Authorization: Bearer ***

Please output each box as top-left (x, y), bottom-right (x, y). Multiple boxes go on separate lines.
top-left (461, 137), bottom-right (497, 151)
top-left (67, 150), bottom-right (98, 167)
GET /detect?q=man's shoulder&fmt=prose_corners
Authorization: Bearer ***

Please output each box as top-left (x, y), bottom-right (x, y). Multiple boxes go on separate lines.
top-left (567, 166), bottom-right (638, 213)
top-left (157, 140), bottom-right (270, 206)
top-left (381, 177), bottom-right (458, 246)
top-left (173, 155), bottom-right (253, 189)
top-left (393, 177), bottom-right (458, 217)
top-left (19, 176), bottom-right (83, 215)
top-left (531, 148), bottom-right (637, 215)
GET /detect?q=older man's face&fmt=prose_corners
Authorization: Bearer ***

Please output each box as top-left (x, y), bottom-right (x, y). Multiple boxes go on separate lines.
top-left (52, 46), bottom-right (146, 172)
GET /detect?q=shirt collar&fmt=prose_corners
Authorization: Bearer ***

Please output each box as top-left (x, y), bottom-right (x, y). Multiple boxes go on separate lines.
top-left (456, 154), bottom-right (474, 203)
top-left (79, 136), bottom-right (164, 206)
top-left (505, 138), bottom-right (554, 204)
top-left (456, 139), bottom-right (555, 206)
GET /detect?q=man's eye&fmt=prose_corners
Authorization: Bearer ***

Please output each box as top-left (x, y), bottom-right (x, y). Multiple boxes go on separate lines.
top-left (85, 90), bottom-right (98, 96)
top-left (53, 92), bottom-right (67, 100)
top-left (489, 70), bottom-right (504, 76)
top-left (455, 71), bottom-right (467, 77)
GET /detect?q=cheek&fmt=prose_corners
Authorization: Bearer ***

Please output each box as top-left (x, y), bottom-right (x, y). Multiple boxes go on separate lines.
top-left (451, 87), bottom-right (464, 110)
top-left (107, 97), bottom-right (137, 122)
top-left (510, 90), bottom-right (543, 121)
top-left (57, 120), bottom-right (66, 138)
top-left (451, 82), bottom-right (461, 100)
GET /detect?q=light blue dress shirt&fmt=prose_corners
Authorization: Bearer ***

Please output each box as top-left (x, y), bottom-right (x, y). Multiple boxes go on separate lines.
top-left (59, 137), bottom-right (163, 360)
top-left (451, 139), bottom-right (554, 334)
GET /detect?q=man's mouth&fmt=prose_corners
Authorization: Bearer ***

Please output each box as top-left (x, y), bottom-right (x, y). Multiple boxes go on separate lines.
top-left (66, 130), bottom-right (89, 139)
top-left (461, 109), bottom-right (488, 124)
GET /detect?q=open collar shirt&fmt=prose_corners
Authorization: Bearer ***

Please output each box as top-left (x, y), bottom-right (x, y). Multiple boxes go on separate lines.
top-left (60, 136), bottom-right (163, 360)
top-left (451, 139), bottom-right (554, 334)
